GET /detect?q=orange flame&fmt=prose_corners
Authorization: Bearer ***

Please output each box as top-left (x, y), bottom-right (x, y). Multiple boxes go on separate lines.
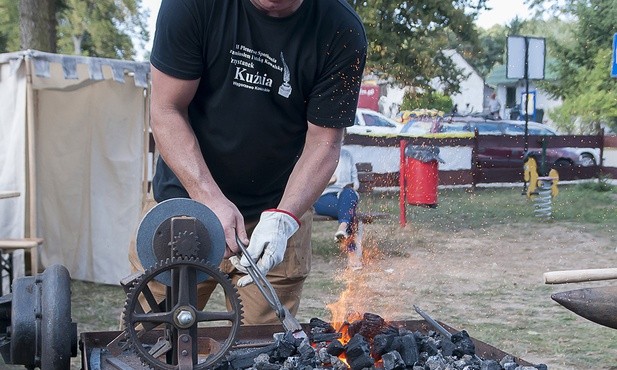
top-left (326, 248), bottom-right (399, 345)
top-left (326, 275), bottom-right (364, 344)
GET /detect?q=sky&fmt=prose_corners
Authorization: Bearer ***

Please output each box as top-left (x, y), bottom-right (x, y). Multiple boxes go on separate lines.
top-left (139, 0), bottom-right (531, 56)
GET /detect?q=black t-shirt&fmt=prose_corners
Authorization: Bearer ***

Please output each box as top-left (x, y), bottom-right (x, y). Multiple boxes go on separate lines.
top-left (150, 0), bottom-right (367, 220)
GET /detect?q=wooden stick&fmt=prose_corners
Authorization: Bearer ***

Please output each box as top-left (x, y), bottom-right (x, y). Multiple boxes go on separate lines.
top-left (25, 58), bottom-right (38, 240)
top-left (142, 83), bottom-right (151, 207)
top-left (544, 268), bottom-right (617, 284)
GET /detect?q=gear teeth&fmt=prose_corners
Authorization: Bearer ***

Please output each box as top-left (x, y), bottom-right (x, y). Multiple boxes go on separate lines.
top-left (122, 270), bottom-right (145, 336)
top-left (171, 231), bottom-right (200, 258)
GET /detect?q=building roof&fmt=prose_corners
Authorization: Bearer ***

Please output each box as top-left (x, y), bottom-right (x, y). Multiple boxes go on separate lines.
top-left (486, 61), bottom-right (557, 87)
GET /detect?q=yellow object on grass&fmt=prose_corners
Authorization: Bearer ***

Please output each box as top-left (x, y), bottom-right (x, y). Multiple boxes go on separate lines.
top-left (524, 157), bottom-right (539, 198)
top-left (524, 157), bottom-right (560, 198)
top-left (548, 168), bottom-right (559, 197)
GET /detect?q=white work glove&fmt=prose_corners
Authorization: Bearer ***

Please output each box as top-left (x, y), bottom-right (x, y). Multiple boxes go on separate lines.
top-left (230, 209), bottom-right (300, 287)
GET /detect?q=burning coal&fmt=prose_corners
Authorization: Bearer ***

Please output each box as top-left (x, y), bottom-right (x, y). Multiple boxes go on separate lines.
top-left (216, 312), bottom-right (546, 370)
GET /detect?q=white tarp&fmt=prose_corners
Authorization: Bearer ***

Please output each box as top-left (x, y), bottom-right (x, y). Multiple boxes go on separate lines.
top-left (0, 50), bottom-right (149, 285)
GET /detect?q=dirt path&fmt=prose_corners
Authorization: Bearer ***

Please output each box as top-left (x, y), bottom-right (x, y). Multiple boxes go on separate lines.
top-left (299, 222), bottom-right (617, 370)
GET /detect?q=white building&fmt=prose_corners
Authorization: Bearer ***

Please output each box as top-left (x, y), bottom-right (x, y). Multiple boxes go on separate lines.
top-left (485, 64), bottom-right (562, 123)
top-left (438, 49), bottom-right (491, 115)
top-left (366, 49), bottom-right (492, 117)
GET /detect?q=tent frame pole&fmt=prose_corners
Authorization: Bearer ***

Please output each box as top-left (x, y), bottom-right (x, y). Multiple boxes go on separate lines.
top-left (142, 84), bottom-right (151, 208)
top-left (24, 56), bottom-right (37, 240)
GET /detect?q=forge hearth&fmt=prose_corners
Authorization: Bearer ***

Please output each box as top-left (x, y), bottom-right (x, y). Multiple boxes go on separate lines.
top-left (80, 316), bottom-right (542, 370)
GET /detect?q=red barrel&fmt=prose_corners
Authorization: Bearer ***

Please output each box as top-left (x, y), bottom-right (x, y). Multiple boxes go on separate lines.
top-left (404, 157), bottom-right (439, 207)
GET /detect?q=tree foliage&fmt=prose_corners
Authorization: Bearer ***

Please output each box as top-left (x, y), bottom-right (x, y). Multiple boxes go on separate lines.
top-left (469, 25), bottom-right (508, 76)
top-left (0, 0), bottom-right (148, 60)
top-left (349, 0), bottom-right (488, 95)
top-left (57, 0), bottom-right (148, 59)
top-left (401, 91), bottom-right (453, 112)
top-left (550, 49), bottom-right (617, 134)
top-left (527, 0), bottom-right (617, 133)
top-left (465, 17), bottom-right (537, 77)
top-left (0, 0), bottom-right (20, 52)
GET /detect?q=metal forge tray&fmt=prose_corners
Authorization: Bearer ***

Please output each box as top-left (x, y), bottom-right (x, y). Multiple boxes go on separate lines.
top-left (79, 320), bottom-right (533, 369)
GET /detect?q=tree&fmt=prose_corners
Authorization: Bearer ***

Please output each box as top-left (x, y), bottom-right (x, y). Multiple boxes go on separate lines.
top-left (0, 0), bottom-right (148, 60)
top-left (0, 0), bottom-right (19, 52)
top-left (57, 0), bottom-right (149, 59)
top-left (550, 49), bottom-right (617, 134)
top-left (463, 17), bottom-right (529, 77)
top-left (526, 0), bottom-right (617, 133)
top-left (19, 0), bottom-right (57, 52)
top-left (349, 0), bottom-right (488, 96)
top-left (401, 91), bottom-right (453, 112)
top-left (467, 24), bottom-right (508, 76)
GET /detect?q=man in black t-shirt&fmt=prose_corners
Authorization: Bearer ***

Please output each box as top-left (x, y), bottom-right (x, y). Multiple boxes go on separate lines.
top-left (130, 0), bottom-right (367, 324)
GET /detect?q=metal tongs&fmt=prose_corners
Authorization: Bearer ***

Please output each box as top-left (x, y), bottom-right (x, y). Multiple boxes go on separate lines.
top-left (235, 234), bottom-right (308, 339)
top-left (413, 305), bottom-right (452, 339)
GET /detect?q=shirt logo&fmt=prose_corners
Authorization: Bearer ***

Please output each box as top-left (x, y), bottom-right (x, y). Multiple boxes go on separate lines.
top-left (229, 45), bottom-right (290, 97)
top-left (277, 52), bottom-right (292, 98)
top-left (234, 67), bottom-right (273, 87)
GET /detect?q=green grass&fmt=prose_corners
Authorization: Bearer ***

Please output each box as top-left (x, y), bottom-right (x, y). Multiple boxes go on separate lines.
top-left (71, 280), bottom-right (126, 333)
top-left (310, 182), bottom-right (617, 262)
top-left (360, 183), bottom-right (616, 232)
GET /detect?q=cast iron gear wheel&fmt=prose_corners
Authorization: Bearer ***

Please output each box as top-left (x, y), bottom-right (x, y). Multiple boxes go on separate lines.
top-left (123, 257), bottom-right (243, 370)
top-left (171, 230), bottom-right (200, 258)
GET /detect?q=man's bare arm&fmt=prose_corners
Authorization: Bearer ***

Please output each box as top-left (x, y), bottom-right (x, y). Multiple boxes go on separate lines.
top-left (149, 65), bottom-right (247, 255)
top-left (277, 123), bottom-right (344, 217)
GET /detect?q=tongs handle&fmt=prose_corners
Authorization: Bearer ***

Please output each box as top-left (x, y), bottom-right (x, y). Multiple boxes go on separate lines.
top-left (413, 305), bottom-right (452, 339)
top-left (235, 234), bottom-right (286, 320)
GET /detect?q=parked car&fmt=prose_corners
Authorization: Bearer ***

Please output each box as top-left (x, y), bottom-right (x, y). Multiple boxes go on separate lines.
top-left (346, 108), bottom-right (401, 135)
top-left (399, 118), bottom-right (442, 136)
top-left (501, 120), bottom-right (599, 166)
top-left (435, 118), bottom-right (599, 168)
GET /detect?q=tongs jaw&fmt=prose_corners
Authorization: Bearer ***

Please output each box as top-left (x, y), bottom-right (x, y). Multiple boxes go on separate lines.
top-left (235, 235), bottom-right (308, 339)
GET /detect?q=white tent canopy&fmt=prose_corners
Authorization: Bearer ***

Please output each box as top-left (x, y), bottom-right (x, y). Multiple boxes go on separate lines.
top-left (0, 50), bottom-right (150, 285)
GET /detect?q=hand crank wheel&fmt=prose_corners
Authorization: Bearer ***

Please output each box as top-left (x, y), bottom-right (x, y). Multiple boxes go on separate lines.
top-left (123, 257), bottom-right (243, 370)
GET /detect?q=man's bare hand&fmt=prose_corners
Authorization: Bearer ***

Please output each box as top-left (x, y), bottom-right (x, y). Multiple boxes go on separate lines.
top-left (194, 196), bottom-right (247, 258)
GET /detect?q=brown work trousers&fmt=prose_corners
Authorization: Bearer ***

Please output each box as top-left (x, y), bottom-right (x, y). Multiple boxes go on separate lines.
top-left (128, 197), bottom-right (313, 325)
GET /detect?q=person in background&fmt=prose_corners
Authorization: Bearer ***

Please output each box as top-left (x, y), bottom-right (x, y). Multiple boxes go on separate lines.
top-left (314, 147), bottom-right (363, 270)
top-left (488, 92), bottom-right (501, 119)
top-left (132, 0), bottom-right (368, 324)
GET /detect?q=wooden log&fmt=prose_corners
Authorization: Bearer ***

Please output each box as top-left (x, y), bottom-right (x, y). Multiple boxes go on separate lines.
top-left (543, 268), bottom-right (617, 284)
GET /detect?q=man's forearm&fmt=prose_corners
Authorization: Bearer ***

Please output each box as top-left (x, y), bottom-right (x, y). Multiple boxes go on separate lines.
top-left (151, 110), bottom-right (224, 203)
top-left (277, 125), bottom-right (344, 217)
top-left (150, 66), bottom-right (224, 203)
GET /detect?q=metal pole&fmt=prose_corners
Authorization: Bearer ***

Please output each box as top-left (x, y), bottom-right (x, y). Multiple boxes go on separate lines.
top-left (524, 36), bottom-right (530, 154)
top-left (522, 37), bottom-right (530, 194)
top-left (399, 140), bottom-right (407, 227)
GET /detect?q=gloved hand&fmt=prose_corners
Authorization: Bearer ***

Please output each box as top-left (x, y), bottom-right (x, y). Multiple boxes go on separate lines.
top-left (230, 209), bottom-right (300, 287)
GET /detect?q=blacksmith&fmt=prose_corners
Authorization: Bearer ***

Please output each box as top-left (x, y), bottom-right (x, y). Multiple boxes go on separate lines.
top-left (129, 0), bottom-right (367, 324)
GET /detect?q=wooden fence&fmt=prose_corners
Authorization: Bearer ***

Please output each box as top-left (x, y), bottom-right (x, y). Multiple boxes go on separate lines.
top-left (344, 131), bottom-right (616, 188)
